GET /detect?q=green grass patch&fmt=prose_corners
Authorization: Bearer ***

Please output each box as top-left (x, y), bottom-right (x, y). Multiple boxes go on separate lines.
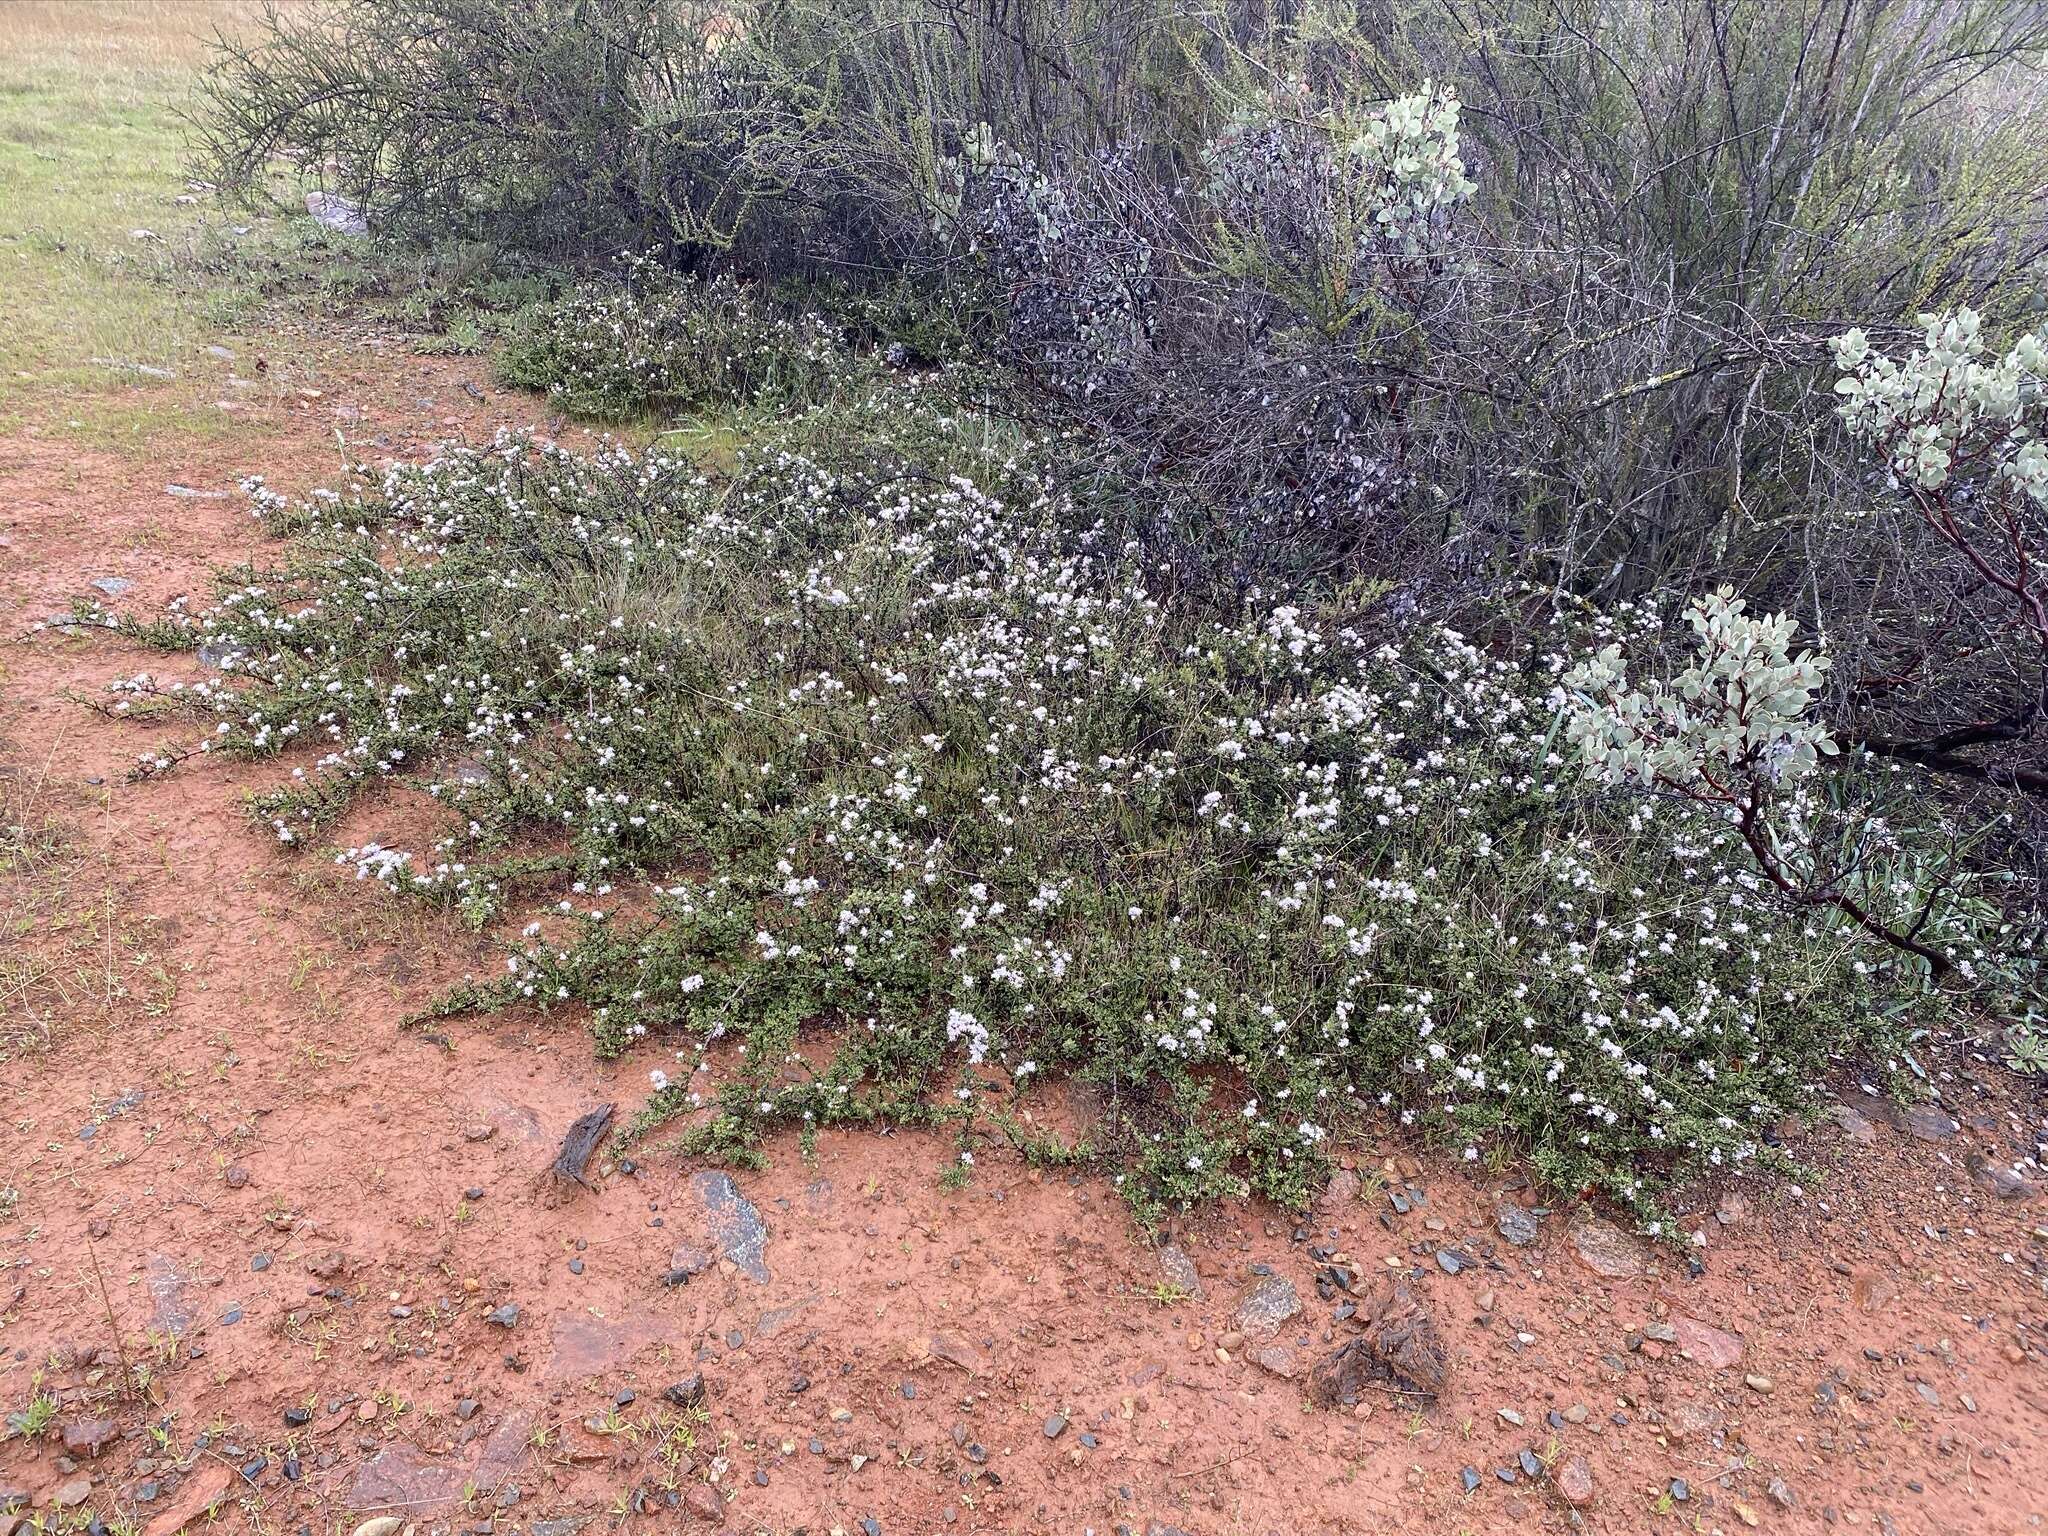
top-left (0, 2), bottom-right (259, 429)
top-left (0, 2), bottom-right (553, 447)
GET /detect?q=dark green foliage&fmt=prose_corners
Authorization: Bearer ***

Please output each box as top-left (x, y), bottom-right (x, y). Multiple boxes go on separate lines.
top-left (102, 382), bottom-right (2006, 1225)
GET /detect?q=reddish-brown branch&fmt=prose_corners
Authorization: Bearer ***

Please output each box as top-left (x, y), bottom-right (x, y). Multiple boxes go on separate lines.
top-left (1730, 802), bottom-right (1954, 977)
top-left (1600, 677), bottom-right (1959, 979)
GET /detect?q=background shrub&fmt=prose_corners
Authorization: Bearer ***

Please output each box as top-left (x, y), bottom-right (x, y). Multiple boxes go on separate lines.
top-left (196, 0), bottom-right (765, 262)
top-left (200, 1), bottom-right (2048, 586)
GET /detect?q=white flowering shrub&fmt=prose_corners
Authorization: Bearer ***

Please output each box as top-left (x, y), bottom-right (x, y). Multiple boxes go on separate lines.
top-left (498, 265), bottom-right (858, 420)
top-left (1824, 309), bottom-right (2048, 807)
top-left (90, 371), bottom-right (2006, 1226)
top-left (1203, 80), bottom-right (1474, 295)
top-left (934, 79), bottom-right (1480, 591)
top-left (1832, 310), bottom-right (2048, 659)
top-left (1832, 310), bottom-right (2048, 503)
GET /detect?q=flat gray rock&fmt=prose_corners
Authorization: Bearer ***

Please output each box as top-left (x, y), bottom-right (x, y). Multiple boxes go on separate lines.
top-left (1230, 1274), bottom-right (1301, 1337)
top-left (1827, 1102), bottom-right (1879, 1143)
top-left (306, 191), bottom-right (369, 235)
top-left (1897, 1103), bottom-right (1955, 1142)
top-left (196, 640), bottom-right (247, 669)
top-left (691, 1170), bottom-right (769, 1282)
top-left (1495, 1203), bottom-right (1541, 1247)
top-left (1156, 1244), bottom-right (1204, 1298)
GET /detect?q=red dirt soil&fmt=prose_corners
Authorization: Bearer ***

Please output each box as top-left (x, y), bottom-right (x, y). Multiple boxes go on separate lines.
top-left (3, 351), bottom-right (2048, 1536)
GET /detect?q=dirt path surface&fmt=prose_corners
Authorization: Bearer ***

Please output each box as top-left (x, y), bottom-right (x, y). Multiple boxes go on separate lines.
top-left (4, 351), bottom-right (2048, 1536)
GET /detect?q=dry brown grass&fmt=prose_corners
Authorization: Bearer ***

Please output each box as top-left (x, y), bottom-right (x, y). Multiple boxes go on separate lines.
top-left (0, 728), bottom-right (168, 1058)
top-left (0, 1), bottom-right (267, 72)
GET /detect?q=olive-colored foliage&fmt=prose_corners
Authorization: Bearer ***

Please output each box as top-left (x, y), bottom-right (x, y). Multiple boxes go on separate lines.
top-left (496, 266), bottom-right (860, 419)
top-left (194, 0), bottom-right (757, 262)
top-left (95, 378), bottom-right (2010, 1222)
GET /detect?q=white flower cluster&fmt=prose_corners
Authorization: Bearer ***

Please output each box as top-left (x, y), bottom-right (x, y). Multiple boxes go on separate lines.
top-left (500, 268), bottom-right (854, 420)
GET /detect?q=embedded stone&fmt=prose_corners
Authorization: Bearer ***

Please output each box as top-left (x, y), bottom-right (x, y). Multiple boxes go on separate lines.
top-left (1555, 1455), bottom-right (1594, 1507)
top-left (1569, 1219), bottom-right (1646, 1279)
top-left (1230, 1274), bottom-right (1301, 1337)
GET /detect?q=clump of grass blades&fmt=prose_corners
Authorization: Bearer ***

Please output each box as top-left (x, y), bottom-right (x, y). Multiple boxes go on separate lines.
top-left (0, 741), bottom-right (143, 1057)
top-left (89, 375), bottom-right (2000, 1228)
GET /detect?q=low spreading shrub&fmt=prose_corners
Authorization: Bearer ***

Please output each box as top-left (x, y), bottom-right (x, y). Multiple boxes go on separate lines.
top-left (497, 267), bottom-right (861, 419)
top-left (91, 382), bottom-right (2014, 1223)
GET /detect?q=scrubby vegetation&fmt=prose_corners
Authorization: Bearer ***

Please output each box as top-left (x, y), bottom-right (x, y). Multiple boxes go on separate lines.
top-left (199, 0), bottom-right (2048, 593)
top-left (112, 0), bottom-right (2048, 1221)
top-left (93, 383), bottom-right (2012, 1224)
top-left (495, 264), bottom-right (856, 419)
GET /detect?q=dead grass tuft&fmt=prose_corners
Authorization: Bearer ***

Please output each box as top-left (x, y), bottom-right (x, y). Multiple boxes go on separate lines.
top-left (0, 730), bottom-right (164, 1056)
